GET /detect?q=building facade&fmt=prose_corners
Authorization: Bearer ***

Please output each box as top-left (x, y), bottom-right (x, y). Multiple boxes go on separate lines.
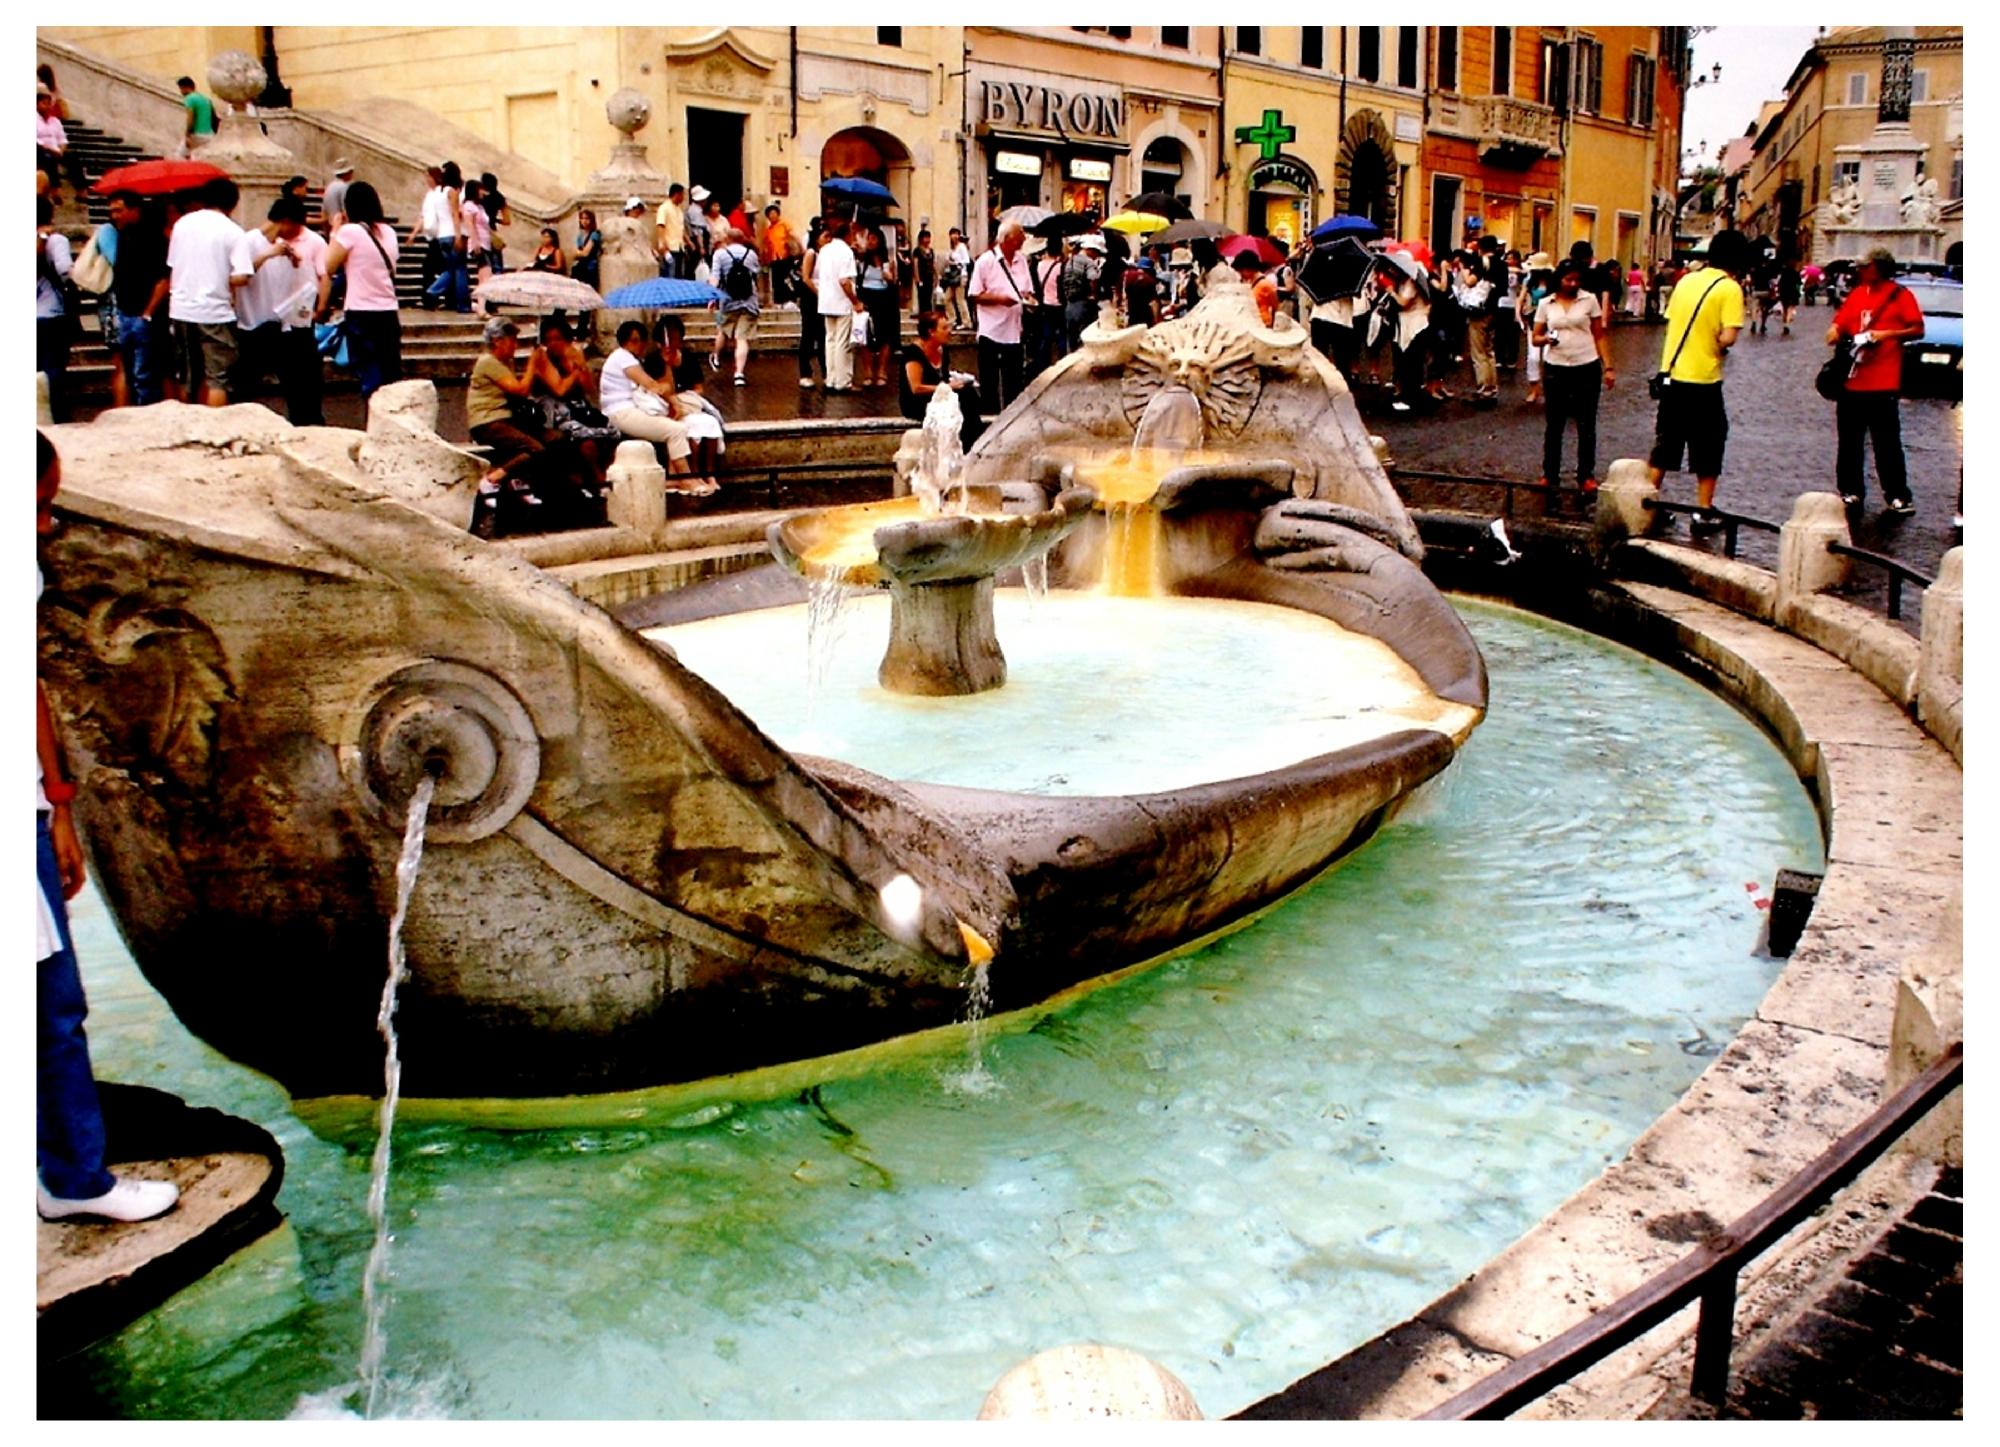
top-left (1219, 26), bottom-right (1425, 248)
top-left (962, 26), bottom-right (1221, 240)
top-left (1560, 26), bottom-right (1666, 268)
top-left (1420, 25), bottom-right (1565, 257)
top-left (1738, 26), bottom-right (1962, 262)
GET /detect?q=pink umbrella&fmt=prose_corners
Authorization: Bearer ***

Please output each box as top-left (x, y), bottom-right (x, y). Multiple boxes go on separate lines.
top-left (1218, 234), bottom-right (1286, 268)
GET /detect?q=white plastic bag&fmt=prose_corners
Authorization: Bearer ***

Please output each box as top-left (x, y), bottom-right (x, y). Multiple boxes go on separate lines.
top-left (694, 259), bottom-right (712, 286)
top-left (851, 310), bottom-right (872, 348)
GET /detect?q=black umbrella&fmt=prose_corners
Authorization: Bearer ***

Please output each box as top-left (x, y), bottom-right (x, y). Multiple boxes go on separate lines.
top-left (1149, 217), bottom-right (1229, 246)
top-left (1029, 210), bottom-right (1097, 239)
top-left (1298, 237), bottom-right (1376, 303)
top-left (1125, 190), bottom-right (1193, 221)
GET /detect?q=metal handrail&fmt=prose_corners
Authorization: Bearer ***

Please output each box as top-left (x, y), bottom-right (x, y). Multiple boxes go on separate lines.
top-left (1418, 1042), bottom-right (1963, 1419)
top-left (1639, 496), bottom-right (1782, 561)
top-left (1387, 467), bottom-right (1593, 523)
top-left (1826, 541), bottom-right (1937, 621)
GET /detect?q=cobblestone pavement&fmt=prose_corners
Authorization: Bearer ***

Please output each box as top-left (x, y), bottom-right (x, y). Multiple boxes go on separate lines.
top-left (1357, 308), bottom-right (1962, 619)
top-left (1646, 1166), bottom-right (1962, 1420)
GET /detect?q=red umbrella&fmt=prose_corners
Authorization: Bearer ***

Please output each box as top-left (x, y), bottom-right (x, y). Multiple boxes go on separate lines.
top-left (1383, 239), bottom-right (1435, 269)
top-left (91, 159), bottom-right (229, 197)
top-left (1217, 233), bottom-right (1286, 268)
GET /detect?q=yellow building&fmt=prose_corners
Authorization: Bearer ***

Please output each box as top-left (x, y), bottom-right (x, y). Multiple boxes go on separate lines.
top-left (1559, 26), bottom-right (1666, 268)
top-left (963, 27), bottom-right (1221, 239)
top-left (1219, 26), bottom-right (1426, 246)
top-left (1739, 27), bottom-right (1962, 263)
top-left (45, 26), bottom-right (969, 235)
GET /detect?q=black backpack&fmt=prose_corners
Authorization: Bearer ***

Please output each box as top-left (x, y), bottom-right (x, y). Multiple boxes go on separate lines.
top-left (718, 244), bottom-right (755, 301)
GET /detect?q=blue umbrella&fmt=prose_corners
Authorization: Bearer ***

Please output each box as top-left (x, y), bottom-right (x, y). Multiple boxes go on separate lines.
top-left (1311, 214), bottom-right (1383, 244)
top-left (601, 278), bottom-right (728, 308)
top-left (821, 175), bottom-right (897, 204)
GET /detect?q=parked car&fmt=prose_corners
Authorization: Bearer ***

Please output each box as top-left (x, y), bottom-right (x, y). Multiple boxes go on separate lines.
top-left (1897, 277), bottom-right (1961, 400)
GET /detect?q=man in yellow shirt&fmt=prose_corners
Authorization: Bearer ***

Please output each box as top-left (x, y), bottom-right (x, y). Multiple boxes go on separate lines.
top-left (654, 183), bottom-right (688, 279)
top-left (1646, 228), bottom-right (1749, 532)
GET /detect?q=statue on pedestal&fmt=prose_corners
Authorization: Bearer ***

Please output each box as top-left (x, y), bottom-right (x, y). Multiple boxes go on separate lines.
top-left (1828, 180), bottom-right (1863, 226)
top-left (1900, 175), bottom-right (1941, 227)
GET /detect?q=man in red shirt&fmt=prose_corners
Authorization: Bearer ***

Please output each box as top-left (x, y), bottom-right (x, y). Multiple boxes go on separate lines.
top-left (1827, 248), bottom-right (1925, 515)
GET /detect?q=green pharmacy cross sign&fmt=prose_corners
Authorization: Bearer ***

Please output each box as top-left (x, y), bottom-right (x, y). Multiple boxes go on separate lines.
top-left (1235, 109), bottom-right (1296, 162)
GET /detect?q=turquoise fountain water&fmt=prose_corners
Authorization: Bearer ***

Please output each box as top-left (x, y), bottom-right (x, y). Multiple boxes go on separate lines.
top-left (49, 600), bottom-right (1822, 1420)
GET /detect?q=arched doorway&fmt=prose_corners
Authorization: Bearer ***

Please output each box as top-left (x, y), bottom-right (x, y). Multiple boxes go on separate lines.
top-left (1336, 110), bottom-right (1400, 229)
top-left (821, 126), bottom-right (914, 218)
top-left (1246, 156), bottom-right (1316, 252)
top-left (1140, 136), bottom-right (1192, 211)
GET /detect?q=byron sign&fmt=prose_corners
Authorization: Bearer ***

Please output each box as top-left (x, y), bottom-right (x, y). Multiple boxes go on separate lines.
top-left (979, 79), bottom-right (1126, 143)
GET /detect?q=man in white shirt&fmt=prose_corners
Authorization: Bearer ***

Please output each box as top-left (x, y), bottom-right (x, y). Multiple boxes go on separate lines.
top-left (969, 219), bottom-right (1033, 412)
top-left (598, 319), bottom-right (697, 483)
top-left (655, 184), bottom-right (687, 278)
top-left (814, 216), bottom-right (863, 392)
top-left (167, 176), bottom-right (247, 407)
top-left (231, 196), bottom-right (329, 425)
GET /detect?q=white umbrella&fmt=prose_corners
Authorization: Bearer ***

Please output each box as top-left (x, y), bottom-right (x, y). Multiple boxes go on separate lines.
top-left (473, 271), bottom-right (605, 312)
top-left (997, 205), bottom-right (1053, 232)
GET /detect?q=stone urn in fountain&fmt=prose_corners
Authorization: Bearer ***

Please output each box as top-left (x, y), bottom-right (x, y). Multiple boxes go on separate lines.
top-left (767, 385), bottom-right (1094, 695)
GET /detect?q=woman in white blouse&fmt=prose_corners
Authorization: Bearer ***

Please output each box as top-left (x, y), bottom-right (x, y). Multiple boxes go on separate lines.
top-left (1530, 258), bottom-right (1615, 491)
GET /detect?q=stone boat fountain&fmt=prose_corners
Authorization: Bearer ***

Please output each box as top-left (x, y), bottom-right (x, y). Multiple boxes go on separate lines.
top-left (38, 273), bottom-right (1484, 1100)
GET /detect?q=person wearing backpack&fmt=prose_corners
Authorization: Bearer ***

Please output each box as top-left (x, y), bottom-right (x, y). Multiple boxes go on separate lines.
top-left (708, 227), bottom-right (760, 387)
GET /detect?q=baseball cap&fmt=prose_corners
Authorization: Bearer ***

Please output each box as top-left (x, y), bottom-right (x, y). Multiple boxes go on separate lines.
top-left (624, 195), bottom-right (646, 211)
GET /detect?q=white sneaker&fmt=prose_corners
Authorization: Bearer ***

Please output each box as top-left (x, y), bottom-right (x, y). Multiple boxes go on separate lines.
top-left (799, 377), bottom-right (815, 390)
top-left (38, 1175), bottom-right (180, 1223)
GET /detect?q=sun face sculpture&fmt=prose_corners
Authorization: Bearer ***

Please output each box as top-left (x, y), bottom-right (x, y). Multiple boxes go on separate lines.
top-left (1121, 314), bottom-right (1264, 438)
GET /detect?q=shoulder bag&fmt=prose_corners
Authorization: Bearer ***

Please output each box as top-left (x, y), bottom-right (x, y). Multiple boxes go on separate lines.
top-left (1816, 283), bottom-right (1904, 401)
top-left (1650, 274), bottom-right (1729, 400)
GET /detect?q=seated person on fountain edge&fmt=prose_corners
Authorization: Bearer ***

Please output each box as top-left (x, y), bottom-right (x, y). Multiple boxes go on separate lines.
top-left (597, 318), bottom-right (700, 490)
top-left (901, 309), bottom-right (984, 451)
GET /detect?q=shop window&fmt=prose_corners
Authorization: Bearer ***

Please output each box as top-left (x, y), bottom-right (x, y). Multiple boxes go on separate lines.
top-left (1162, 26), bottom-right (1190, 49)
top-left (1492, 27), bottom-right (1512, 97)
top-left (1398, 27), bottom-right (1419, 88)
top-left (1437, 27), bottom-right (1458, 90)
top-left (1301, 27), bottom-right (1324, 70)
top-left (1846, 72), bottom-right (1866, 106)
top-left (1237, 27), bottom-right (1261, 57)
top-left (1358, 28), bottom-right (1380, 82)
top-left (877, 27), bottom-right (900, 48)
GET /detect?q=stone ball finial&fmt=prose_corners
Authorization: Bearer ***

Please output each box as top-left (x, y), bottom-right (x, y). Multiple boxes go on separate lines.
top-left (606, 88), bottom-right (652, 137)
top-left (977, 1345), bottom-right (1204, 1420)
top-left (208, 50), bottom-right (267, 107)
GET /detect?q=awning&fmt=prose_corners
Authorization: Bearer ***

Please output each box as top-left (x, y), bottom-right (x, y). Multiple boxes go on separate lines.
top-left (978, 126), bottom-right (1131, 156)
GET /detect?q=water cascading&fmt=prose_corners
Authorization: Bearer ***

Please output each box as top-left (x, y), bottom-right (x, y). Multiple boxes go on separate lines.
top-left (357, 767), bottom-right (439, 1419)
top-left (1098, 386), bottom-right (1206, 597)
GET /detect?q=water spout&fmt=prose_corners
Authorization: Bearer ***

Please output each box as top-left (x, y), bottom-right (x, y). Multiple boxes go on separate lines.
top-left (909, 383), bottom-right (968, 516)
top-left (358, 770), bottom-right (438, 1419)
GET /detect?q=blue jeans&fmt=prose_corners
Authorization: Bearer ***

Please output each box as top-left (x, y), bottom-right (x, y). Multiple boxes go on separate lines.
top-left (344, 310), bottom-right (403, 401)
top-left (427, 246), bottom-right (470, 313)
top-left (38, 815), bottom-right (114, 1201)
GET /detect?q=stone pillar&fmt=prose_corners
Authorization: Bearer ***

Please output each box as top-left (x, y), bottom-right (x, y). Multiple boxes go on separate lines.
top-left (605, 439), bottom-right (666, 537)
top-left (1887, 886), bottom-right (1961, 1169)
top-left (197, 51), bottom-right (300, 228)
top-left (583, 89), bottom-right (668, 349)
top-left (1593, 457), bottom-right (1659, 549)
top-left (1774, 492), bottom-right (1851, 622)
top-left (1917, 545), bottom-right (1962, 757)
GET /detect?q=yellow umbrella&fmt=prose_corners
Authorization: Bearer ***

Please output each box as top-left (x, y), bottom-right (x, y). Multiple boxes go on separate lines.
top-left (1102, 210), bottom-right (1169, 235)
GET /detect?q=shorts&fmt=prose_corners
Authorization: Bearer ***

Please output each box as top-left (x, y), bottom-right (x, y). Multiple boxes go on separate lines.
top-left (1648, 379), bottom-right (1728, 478)
top-left (717, 310), bottom-right (759, 344)
top-left (173, 319), bottom-right (239, 392)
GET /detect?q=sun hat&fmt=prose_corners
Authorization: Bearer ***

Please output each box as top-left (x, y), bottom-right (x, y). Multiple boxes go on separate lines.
top-left (1079, 233), bottom-right (1105, 251)
top-left (1170, 247), bottom-right (1193, 268)
top-left (1525, 251), bottom-right (1554, 270)
top-left (332, 158), bottom-right (355, 175)
top-left (690, 185), bottom-right (711, 202)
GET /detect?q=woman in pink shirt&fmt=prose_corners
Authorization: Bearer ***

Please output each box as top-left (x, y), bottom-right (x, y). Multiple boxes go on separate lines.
top-left (325, 182), bottom-right (403, 399)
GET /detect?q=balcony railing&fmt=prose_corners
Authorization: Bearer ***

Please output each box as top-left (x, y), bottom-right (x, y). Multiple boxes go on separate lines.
top-left (1432, 92), bottom-right (1561, 164)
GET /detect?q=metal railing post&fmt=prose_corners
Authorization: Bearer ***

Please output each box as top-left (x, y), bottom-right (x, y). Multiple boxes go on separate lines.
top-left (1691, 1274), bottom-right (1740, 1403)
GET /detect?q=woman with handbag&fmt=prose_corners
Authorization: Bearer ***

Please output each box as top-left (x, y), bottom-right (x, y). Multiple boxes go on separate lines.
top-left (531, 318), bottom-right (620, 480)
top-left (1531, 258), bottom-right (1614, 492)
top-left (857, 227), bottom-right (900, 388)
top-left (466, 317), bottom-right (600, 536)
top-left (325, 183), bottom-right (403, 401)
